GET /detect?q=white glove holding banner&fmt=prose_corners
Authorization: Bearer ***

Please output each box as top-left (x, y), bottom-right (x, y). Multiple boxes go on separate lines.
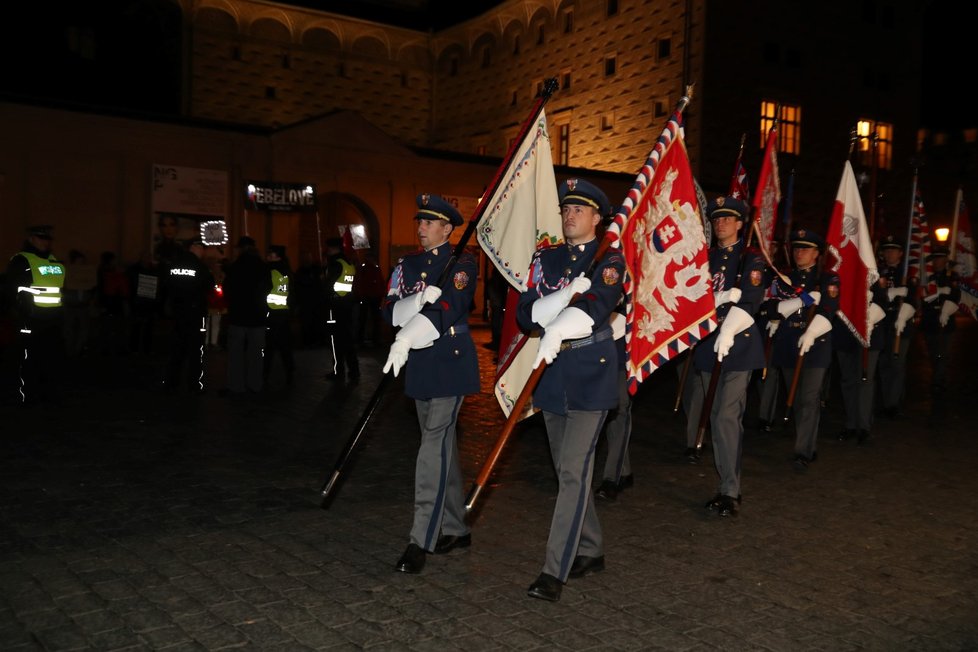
top-left (714, 287), bottom-right (742, 307)
top-left (382, 314), bottom-right (440, 376)
top-left (531, 275), bottom-right (591, 328)
top-left (532, 306), bottom-right (594, 369)
top-left (939, 299), bottom-right (958, 326)
top-left (894, 301), bottom-right (916, 334)
top-left (767, 320), bottom-right (780, 337)
top-left (798, 313), bottom-right (831, 355)
top-left (887, 286), bottom-right (908, 301)
top-left (777, 297), bottom-right (804, 318)
top-left (609, 311), bottom-right (626, 341)
top-left (392, 285), bottom-right (443, 327)
top-left (867, 302), bottom-right (886, 338)
top-left (714, 305), bottom-right (755, 362)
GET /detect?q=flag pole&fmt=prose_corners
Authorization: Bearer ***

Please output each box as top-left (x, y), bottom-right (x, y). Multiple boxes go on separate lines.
top-left (318, 77), bottom-right (560, 508)
top-left (465, 88), bottom-right (694, 516)
top-left (893, 169), bottom-right (918, 355)
top-left (950, 187), bottom-right (963, 266)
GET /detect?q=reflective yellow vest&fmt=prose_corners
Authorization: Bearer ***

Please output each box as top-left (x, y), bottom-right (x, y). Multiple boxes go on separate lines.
top-left (16, 251), bottom-right (66, 308)
top-left (333, 258), bottom-right (355, 297)
top-left (267, 269), bottom-right (289, 310)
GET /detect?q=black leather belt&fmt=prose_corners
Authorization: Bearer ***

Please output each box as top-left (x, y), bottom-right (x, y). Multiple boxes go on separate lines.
top-left (560, 326), bottom-right (612, 351)
top-left (447, 323), bottom-right (468, 335)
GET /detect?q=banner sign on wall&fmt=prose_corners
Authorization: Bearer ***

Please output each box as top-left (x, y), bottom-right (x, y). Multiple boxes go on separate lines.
top-left (246, 181), bottom-right (317, 212)
top-left (152, 164), bottom-right (228, 217)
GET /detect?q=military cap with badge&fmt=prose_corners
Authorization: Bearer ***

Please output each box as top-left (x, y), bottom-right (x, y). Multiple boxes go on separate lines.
top-left (789, 228), bottom-right (825, 252)
top-left (558, 178), bottom-right (611, 217)
top-left (706, 196), bottom-right (749, 221)
top-left (414, 193), bottom-right (463, 226)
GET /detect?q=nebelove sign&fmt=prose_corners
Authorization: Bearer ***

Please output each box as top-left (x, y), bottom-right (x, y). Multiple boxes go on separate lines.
top-left (246, 181), bottom-right (318, 212)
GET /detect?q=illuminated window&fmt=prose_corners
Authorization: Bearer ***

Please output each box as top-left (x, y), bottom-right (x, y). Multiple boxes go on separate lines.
top-left (759, 101), bottom-right (801, 155)
top-left (856, 119), bottom-right (894, 170)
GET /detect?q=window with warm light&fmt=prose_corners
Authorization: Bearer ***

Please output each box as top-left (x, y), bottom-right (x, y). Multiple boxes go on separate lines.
top-left (856, 119), bottom-right (893, 170)
top-left (760, 101), bottom-right (801, 155)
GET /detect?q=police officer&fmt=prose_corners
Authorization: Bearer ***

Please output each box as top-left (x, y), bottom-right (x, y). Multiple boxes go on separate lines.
top-left (161, 239), bottom-right (214, 394)
top-left (263, 244), bottom-right (295, 386)
top-left (516, 178), bottom-right (624, 602)
top-left (875, 236), bottom-right (918, 418)
top-left (681, 197), bottom-right (766, 517)
top-left (920, 245), bottom-right (960, 417)
top-left (324, 237), bottom-right (360, 381)
top-left (381, 194), bottom-right (479, 575)
top-left (5, 225), bottom-right (66, 405)
top-left (760, 228), bottom-right (839, 471)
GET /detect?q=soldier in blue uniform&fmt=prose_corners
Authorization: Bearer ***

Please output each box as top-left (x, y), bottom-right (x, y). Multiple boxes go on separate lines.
top-left (919, 245), bottom-right (960, 417)
top-left (832, 281), bottom-right (885, 445)
top-left (381, 194), bottom-right (479, 574)
top-left (760, 229), bottom-right (839, 471)
top-left (875, 236), bottom-right (918, 418)
top-left (516, 178), bottom-right (624, 602)
top-left (681, 197), bottom-right (766, 517)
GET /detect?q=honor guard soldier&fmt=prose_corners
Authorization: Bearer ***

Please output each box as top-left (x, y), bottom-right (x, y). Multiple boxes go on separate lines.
top-left (875, 235), bottom-right (918, 418)
top-left (682, 197), bottom-right (766, 517)
top-left (760, 228), bottom-right (839, 471)
top-left (920, 245), bottom-right (960, 417)
top-left (5, 225), bottom-right (66, 405)
top-left (516, 178), bottom-right (624, 601)
top-left (263, 244), bottom-right (295, 386)
top-left (161, 239), bottom-right (214, 394)
top-left (381, 194), bottom-right (479, 575)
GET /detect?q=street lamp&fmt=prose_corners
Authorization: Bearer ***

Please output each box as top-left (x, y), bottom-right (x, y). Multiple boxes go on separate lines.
top-left (935, 227), bottom-right (949, 242)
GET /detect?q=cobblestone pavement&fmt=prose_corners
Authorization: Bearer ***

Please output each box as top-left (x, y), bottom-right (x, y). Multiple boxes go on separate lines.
top-left (1, 318), bottom-right (976, 651)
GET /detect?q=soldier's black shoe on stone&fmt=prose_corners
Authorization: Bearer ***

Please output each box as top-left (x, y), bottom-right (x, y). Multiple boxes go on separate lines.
top-left (792, 454), bottom-right (810, 472)
top-left (568, 555), bottom-right (605, 578)
top-left (705, 493), bottom-right (741, 514)
top-left (394, 543), bottom-right (426, 573)
top-left (527, 573), bottom-right (562, 601)
top-left (757, 419), bottom-right (773, 434)
top-left (433, 533), bottom-right (470, 554)
top-left (683, 447), bottom-right (701, 464)
top-left (595, 480), bottom-right (618, 501)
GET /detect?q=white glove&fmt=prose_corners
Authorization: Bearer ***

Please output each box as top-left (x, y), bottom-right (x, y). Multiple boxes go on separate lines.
top-left (532, 307), bottom-right (595, 369)
top-left (798, 313), bottom-right (831, 355)
top-left (531, 275), bottom-right (591, 328)
top-left (867, 302), bottom-right (886, 338)
top-left (806, 291), bottom-right (821, 306)
top-left (382, 314), bottom-right (440, 376)
top-left (923, 293), bottom-right (938, 303)
top-left (714, 306), bottom-right (754, 362)
top-left (894, 302), bottom-right (916, 334)
top-left (937, 286), bottom-right (951, 296)
top-left (887, 287), bottom-right (908, 301)
top-left (609, 311), bottom-right (626, 341)
top-left (714, 287), bottom-right (742, 306)
top-left (766, 320), bottom-right (780, 337)
top-left (939, 299), bottom-right (958, 326)
top-left (777, 297), bottom-right (804, 318)
top-left (391, 285), bottom-right (442, 327)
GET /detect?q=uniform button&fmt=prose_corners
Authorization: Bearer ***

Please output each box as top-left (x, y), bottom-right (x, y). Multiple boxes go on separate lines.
top-left (571, 255), bottom-right (577, 261)
top-left (454, 349), bottom-right (459, 355)
top-left (721, 266), bottom-right (727, 271)
top-left (599, 357), bottom-right (606, 364)
top-left (564, 268), bottom-right (571, 276)
top-left (421, 272), bottom-right (427, 279)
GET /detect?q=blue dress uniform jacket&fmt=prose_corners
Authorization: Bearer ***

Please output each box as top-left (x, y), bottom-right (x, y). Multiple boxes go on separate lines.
top-left (382, 245), bottom-right (480, 400)
top-left (876, 263), bottom-right (919, 349)
top-left (693, 239), bottom-right (767, 372)
top-left (764, 267), bottom-right (840, 368)
top-left (920, 268), bottom-right (960, 334)
top-left (516, 239), bottom-right (625, 414)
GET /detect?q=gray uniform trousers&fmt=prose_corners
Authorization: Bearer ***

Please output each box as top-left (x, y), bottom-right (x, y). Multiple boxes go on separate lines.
top-left (410, 395), bottom-right (468, 551)
top-left (836, 348), bottom-right (879, 431)
top-left (601, 373), bottom-right (632, 483)
top-left (781, 366), bottom-right (826, 459)
top-left (541, 410), bottom-right (606, 582)
top-left (758, 366), bottom-right (783, 423)
top-left (877, 334), bottom-right (911, 410)
top-left (688, 369), bottom-right (750, 498)
top-left (227, 324), bottom-right (265, 393)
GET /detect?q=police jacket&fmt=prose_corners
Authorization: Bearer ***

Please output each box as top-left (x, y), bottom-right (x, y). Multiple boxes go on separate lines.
top-left (381, 244), bottom-right (479, 400)
top-left (325, 255), bottom-right (356, 306)
top-left (693, 238), bottom-right (767, 373)
top-left (266, 261), bottom-right (291, 312)
top-left (516, 239), bottom-right (625, 414)
top-left (6, 242), bottom-right (65, 323)
top-left (163, 249), bottom-right (213, 320)
top-left (224, 250), bottom-right (272, 327)
top-left (762, 265), bottom-right (840, 369)
top-left (920, 268), bottom-right (960, 334)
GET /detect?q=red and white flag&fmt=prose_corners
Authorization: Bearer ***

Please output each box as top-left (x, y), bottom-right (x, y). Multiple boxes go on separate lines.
top-left (476, 108), bottom-right (562, 419)
top-left (751, 126), bottom-right (781, 266)
top-left (907, 186), bottom-right (935, 297)
top-left (606, 111), bottom-right (715, 396)
top-left (728, 140), bottom-right (751, 203)
top-left (951, 189), bottom-right (978, 321)
top-left (826, 160), bottom-right (879, 346)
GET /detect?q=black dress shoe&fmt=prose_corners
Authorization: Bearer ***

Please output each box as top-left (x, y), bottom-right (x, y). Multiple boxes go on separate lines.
top-left (595, 480), bottom-right (618, 501)
top-left (433, 533), bottom-right (471, 554)
top-left (394, 543), bottom-right (426, 573)
top-left (617, 474), bottom-right (634, 491)
top-left (717, 495), bottom-right (740, 517)
top-left (527, 573), bottom-right (562, 601)
top-left (568, 555), bottom-right (605, 578)
top-left (683, 447), bottom-right (701, 464)
top-left (792, 454), bottom-right (810, 472)
top-left (705, 493), bottom-right (741, 511)
top-left (757, 419), bottom-right (773, 433)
